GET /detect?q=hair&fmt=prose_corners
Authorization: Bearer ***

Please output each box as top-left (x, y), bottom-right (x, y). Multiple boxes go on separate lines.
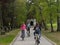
top-left (36, 22), bottom-right (39, 26)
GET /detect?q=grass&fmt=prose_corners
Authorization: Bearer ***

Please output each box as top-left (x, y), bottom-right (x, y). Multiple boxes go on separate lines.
top-left (47, 23), bottom-right (57, 29)
top-left (42, 23), bottom-right (60, 45)
top-left (0, 29), bottom-right (20, 45)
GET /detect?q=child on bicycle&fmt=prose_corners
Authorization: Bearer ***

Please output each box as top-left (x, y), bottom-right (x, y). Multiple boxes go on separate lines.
top-left (27, 23), bottom-right (31, 36)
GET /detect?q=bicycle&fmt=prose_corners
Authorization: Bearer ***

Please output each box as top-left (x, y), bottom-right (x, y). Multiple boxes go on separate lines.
top-left (34, 34), bottom-right (40, 45)
top-left (27, 31), bottom-right (30, 37)
top-left (27, 27), bottom-right (30, 37)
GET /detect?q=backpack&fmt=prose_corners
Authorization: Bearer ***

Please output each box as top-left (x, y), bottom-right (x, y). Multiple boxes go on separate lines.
top-left (35, 26), bottom-right (40, 34)
top-left (36, 26), bottom-right (40, 31)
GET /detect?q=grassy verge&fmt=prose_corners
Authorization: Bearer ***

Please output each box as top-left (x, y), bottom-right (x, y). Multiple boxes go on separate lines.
top-left (0, 29), bottom-right (20, 45)
top-left (42, 23), bottom-right (60, 45)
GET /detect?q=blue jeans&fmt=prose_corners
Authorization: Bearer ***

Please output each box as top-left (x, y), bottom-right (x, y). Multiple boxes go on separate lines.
top-left (34, 31), bottom-right (41, 40)
top-left (21, 30), bottom-right (25, 38)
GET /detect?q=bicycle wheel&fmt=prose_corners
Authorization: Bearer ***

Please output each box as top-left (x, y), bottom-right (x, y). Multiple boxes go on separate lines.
top-left (35, 40), bottom-right (39, 45)
top-left (27, 31), bottom-right (30, 37)
top-left (22, 37), bottom-right (24, 40)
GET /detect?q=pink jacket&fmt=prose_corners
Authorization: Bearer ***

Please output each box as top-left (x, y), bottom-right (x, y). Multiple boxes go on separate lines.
top-left (20, 24), bottom-right (26, 30)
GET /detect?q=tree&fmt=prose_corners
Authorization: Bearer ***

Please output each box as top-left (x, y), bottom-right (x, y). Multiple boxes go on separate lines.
top-left (0, 0), bottom-right (16, 32)
top-left (57, 0), bottom-right (60, 31)
top-left (46, 0), bottom-right (54, 32)
top-left (14, 0), bottom-right (27, 27)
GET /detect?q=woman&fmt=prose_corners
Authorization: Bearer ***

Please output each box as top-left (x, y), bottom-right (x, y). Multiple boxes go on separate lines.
top-left (20, 22), bottom-right (26, 40)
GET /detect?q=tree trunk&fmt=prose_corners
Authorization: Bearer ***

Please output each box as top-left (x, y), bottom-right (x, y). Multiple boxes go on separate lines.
top-left (42, 20), bottom-right (48, 30)
top-left (57, 16), bottom-right (60, 31)
top-left (50, 13), bottom-right (54, 32)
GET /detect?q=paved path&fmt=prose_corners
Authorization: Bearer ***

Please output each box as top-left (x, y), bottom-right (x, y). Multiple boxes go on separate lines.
top-left (12, 28), bottom-right (53, 45)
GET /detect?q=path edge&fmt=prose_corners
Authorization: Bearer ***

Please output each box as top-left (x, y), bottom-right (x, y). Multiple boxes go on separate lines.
top-left (43, 35), bottom-right (57, 45)
top-left (10, 31), bottom-right (20, 45)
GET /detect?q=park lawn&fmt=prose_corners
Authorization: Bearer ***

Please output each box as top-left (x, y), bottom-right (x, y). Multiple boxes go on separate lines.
top-left (0, 29), bottom-right (20, 45)
top-left (42, 23), bottom-right (60, 45)
top-left (47, 23), bottom-right (57, 29)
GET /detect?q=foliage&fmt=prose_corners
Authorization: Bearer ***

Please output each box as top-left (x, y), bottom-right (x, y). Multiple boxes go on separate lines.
top-left (0, 0), bottom-right (60, 28)
top-left (14, 0), bottom-right (27, 26)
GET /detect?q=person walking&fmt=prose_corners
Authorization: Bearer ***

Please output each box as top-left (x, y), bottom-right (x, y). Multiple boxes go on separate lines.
top-left (20, 22), bottom-right (26, 40)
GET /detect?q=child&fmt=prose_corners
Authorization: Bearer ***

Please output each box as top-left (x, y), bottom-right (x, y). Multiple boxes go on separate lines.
top-left (20, 22), bottom-right (26, 40)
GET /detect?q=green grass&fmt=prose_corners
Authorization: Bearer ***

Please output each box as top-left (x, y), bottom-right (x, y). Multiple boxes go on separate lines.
top-left (42, 23), bottom-right (60, 45)
top-left (0, 29), bottom-right (20, 45)
top-left (47, 23), bottom-right (57, 28)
